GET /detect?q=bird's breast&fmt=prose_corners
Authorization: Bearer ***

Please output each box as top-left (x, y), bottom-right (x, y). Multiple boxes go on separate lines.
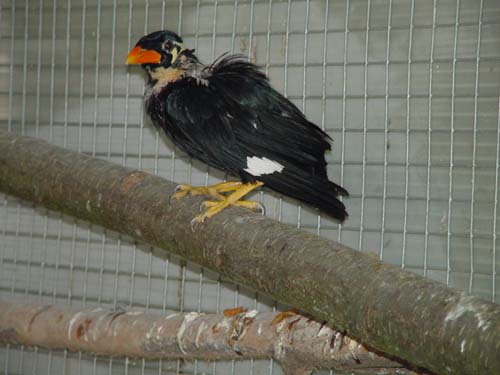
top-left (149, 67), bottom-right (185, 93)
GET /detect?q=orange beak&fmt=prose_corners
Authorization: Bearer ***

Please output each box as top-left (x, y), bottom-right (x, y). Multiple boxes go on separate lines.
top-left (126, 46), bottom-right (162, 65)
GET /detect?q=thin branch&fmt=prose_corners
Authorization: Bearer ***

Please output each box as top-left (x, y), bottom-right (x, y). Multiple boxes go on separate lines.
top-left (0, 130), bottom-right (499, 375)
top-left (0, 301), bottom-right (412, 375)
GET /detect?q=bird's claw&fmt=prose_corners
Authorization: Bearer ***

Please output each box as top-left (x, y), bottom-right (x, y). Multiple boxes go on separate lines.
top-left (190, 214), bottom-right (206, 231)
top-left (170, 184), bottom-right (194, 204)
top-left (172, 184), bottom-right (189, 197)
top-left (175, 182), bottom-right (265, 229)
top-left (190, 217), bottom-right (198, 231)
top-left (255, 202), bottom-right (266, 216)
top-left (169, 193), bottom-right (178, 205)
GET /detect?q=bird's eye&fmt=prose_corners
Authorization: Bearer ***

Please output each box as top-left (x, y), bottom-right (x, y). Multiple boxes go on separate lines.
top-left (163, 40), bottom-right (173, 51)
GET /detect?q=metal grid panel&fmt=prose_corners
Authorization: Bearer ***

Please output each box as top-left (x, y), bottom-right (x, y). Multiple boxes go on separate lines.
top-left (1, 0), bottom-right (499, 374)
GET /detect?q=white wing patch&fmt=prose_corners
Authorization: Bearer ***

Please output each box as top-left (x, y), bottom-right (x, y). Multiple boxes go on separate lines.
top-left (244, 156), bottom-right (284, 176)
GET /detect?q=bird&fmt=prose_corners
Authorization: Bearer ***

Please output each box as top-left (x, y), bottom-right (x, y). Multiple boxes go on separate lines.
top-left (126, 30), bottom-right (348, 224)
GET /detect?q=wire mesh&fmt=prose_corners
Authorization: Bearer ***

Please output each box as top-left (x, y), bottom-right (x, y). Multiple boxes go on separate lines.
top-left (0, 0), bottom-right (499, 374)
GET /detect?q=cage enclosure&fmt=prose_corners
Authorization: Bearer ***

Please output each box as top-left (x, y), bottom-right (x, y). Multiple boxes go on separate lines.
top-left (0, 0), bottom-right (499, 374)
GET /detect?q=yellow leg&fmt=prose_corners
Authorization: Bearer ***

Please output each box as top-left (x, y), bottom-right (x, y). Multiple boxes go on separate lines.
top-left (171, 181), bottom-right (243, 201)
top-left (192, 181), bottom-right (264, 224)
top-left (201, 199), bottom-right (264, 213)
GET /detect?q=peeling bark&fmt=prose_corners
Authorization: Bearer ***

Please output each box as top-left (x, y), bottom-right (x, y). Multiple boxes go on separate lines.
top-left (0, 301), bottom-right (411, 375)
top-left (0, 131), bottom-right (500, 374)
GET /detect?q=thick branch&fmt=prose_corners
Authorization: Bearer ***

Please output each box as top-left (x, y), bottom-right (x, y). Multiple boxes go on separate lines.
top-left (0, 130), bottom-right (499, 375)
top-left (0, 301), bottom-right (412, 375)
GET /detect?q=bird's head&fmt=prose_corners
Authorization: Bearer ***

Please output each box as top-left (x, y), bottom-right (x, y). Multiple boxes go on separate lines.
top-left (126, 30), bottom-right (186, 71)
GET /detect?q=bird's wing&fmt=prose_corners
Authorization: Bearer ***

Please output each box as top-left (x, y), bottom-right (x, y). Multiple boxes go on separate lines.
top-left (153, 54), bottom-right (342, 187)
top-left (205, 54), bottom-right (333, 180)
top-left (149, 78), bottom-right (246, 172)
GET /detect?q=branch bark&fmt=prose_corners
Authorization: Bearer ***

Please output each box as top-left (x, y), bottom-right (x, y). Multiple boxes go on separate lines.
top-left (0, 301), bottom-right (413, 375)
top-left (0, 130), bottom-right (499, 375)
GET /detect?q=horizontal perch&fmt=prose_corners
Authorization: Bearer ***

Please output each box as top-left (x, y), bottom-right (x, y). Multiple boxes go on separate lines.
top-left (0, 301), bottom-right (412, 375)
top-left (0, 130), bottom-right (499, 375)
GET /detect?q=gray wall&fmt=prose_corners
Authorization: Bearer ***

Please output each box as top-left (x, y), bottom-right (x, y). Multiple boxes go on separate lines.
top-left (1, 0), bottom-right (499, 374)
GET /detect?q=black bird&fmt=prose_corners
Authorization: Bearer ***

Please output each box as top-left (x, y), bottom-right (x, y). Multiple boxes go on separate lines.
top-left (127, 30), bottom-right (348, 224)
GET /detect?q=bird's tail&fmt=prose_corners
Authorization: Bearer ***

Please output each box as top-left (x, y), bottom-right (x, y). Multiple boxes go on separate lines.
top-left (261, 170), bottom-right (348, 222)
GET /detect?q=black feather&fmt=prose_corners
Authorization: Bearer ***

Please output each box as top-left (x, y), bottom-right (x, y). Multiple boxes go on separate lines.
top-left (144, 49), bottom-right (348, 221)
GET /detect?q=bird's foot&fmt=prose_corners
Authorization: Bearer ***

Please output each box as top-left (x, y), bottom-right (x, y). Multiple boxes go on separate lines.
top-left (191, 198), bottom-right (264, 226)
top-left (189, 181), bottom-right (264, 228)
top-left (201, 199), bottom-right (265, 214)
top-left (170, 181), bottom-right (243, 202)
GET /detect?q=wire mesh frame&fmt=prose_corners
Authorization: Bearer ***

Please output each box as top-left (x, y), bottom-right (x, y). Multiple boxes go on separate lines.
top-left (2, 1), bottom-right (283, 374)
top-left (0, 0), bottom-right (500, 374)
top-left (0, 0), bottom-right (500, 318)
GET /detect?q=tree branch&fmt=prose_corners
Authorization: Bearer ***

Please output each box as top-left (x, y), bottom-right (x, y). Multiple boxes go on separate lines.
top-left (0, 301), bottom-right (414, 375)
top-left (0, 130), bottom-right (499, 375)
